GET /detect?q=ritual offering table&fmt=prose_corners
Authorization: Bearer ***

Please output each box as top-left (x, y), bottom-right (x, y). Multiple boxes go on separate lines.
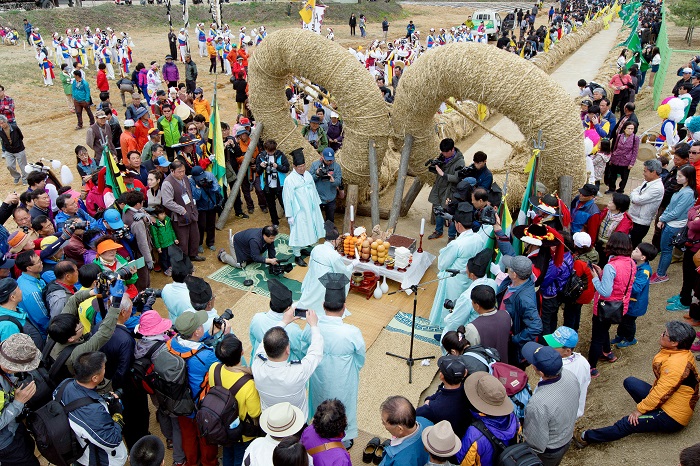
top-left (349, 271), bottom-right (379, 299)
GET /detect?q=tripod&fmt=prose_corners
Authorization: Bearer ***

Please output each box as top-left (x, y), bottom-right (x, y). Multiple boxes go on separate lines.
top-left (386, 274), bottom-right (454, 383)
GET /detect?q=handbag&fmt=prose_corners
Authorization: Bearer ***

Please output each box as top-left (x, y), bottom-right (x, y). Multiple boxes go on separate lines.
top-left (596, 260), bottom-right (634, 324)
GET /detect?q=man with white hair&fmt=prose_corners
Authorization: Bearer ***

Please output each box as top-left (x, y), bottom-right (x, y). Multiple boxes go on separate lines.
top-left (628, 159), bottom-right (665, 247)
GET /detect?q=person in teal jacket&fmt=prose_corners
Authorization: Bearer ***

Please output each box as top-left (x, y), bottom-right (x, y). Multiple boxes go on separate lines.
top-left (379, 396), bottom-right (433, 466)
top-left (612, 243), bottom-right (657, 348)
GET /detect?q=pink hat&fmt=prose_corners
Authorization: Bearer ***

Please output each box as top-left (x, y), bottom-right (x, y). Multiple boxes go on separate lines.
top-left (136, 310), bottom-right (172, 336)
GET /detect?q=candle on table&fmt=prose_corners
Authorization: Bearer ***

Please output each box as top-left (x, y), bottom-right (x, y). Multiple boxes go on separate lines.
top-left (420, 218), bottom-right (425, 235)
top-left (350, 205), bottom-right (354, 221)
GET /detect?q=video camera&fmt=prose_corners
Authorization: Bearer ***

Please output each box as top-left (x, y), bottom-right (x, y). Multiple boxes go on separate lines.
top-left (96, 267), bottom-right (133, 295)
top-left (424, 156), bottom-right (445, 174)
top-left (457, 164), bottom-right (478, 180)
top-left (433, 204), bottom-right (497, 226)
top-left (269, 260), bottom-right (294, 276)
top-left (213, 308), bottom-right (234, 328)
top-left (111, 226), bottom-right (131, 240)
top-left (316, 165), bottom-right (332, 180)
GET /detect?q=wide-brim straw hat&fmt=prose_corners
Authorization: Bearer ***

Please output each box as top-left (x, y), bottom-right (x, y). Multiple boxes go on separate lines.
top-left (259, 402), bottom-right (305, 437)
top-left (464, 372), bottom-right (514, 417)
top-left (421, 420), bottom-right (461, 457)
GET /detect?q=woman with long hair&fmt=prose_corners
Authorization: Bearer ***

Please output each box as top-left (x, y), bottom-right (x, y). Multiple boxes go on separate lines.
top-left (146, 169), bottom-right (164, 206)
top-left (607, 121), bottom-right (640, 193)
top-left (651, 165), bottom-right (697, 283)
top-left (588, 232), bottom-right (636, 378)
top-left (647, 46), bottom-right (661, 88)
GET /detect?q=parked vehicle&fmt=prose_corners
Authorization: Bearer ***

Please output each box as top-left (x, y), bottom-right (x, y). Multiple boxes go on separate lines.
top-left (472, 9), bottom-right (503, 40)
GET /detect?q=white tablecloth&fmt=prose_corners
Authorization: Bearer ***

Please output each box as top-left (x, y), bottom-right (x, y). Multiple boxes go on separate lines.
top-left (340, 251), bottom-right (436, 291)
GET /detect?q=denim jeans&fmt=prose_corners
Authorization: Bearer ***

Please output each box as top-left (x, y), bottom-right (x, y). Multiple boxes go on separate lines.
top-left (223, 440), bottom-right (252, 466)
top-left (616, 314), bottom-right (637, 341)
top-left (435, 214), bottom-right (457, 238)
top-left (584, 377), bottom-right (684, 443)
top-left (657, 225), bottom-right (680, 277)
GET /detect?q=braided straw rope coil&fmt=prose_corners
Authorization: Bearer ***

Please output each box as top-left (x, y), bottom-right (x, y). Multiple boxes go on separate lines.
top-left (391, 41), bottom-right (587, 201)
top-left (247, 29), bottom-right (391, 185)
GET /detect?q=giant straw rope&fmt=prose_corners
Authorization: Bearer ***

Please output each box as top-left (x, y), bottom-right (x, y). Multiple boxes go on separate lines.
top-left (248, 29), bottom-right (588, 203)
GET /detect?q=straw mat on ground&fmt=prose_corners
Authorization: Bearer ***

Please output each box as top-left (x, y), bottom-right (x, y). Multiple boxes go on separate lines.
top-left (357, 329), bottom-right (442, 438)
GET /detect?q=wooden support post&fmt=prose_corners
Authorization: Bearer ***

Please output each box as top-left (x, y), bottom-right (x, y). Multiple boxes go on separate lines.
top-left (400, 178), bottom-right (424, 217)
top-left (343, 184), bottom-right (359, 234)
top-left (387, 134), bottom-right (414, 232)
top-left (367, 139), bottom-right (381, 227)
top-left (357, 204), bottom-right (390, 219)
top-left (558, 175), bottom-right (573, 211)
top-left (216, 122), bottom-right (263, 230)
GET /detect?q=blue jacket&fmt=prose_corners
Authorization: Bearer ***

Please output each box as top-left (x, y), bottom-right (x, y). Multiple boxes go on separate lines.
top-left (457, 411), bottom-right (519, 466)
top-left (189, 173), bottom-right (221, 211)
top-left (474, 165), bottom-right (493, 190)
top-left (57, 379), bottom-right (125, 466)
top-left (71, 79), bottom-right (92, 103)
top-left (309, 159), bottom-right (342, 204)
top-left (540, 252), bottom-right (573, 298)
top-left (168, 336), bottom-right (219, 406)
top-left (570, 196), bottom-right (600, 234)
top-left (17, 273), bottom-right (49, 338)
top-left (627, 262), bottom-right (651, 317)
top-left (380, 417), bottom-right (433, 466)
top-left (0, 306), bottom-right (28, 342)
top-left (256, 150), bottom-right (290, 191)
top-left (496, 277), bottom-right (541, 362)
top-left (659, 186), bottom-right (696, 224)
top-left (55, 208), bottom-right (101, 235)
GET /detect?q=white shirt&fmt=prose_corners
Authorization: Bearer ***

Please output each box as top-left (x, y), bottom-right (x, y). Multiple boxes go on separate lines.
top-left (628, 177), bottom-right (664, 226)
top-left (252, 324), bottom-right (324, 419)
top-left (561, 352), bottom-right (591, 418)
top-left (161, 282), bottom-right (192, 322)
top-left (243, 435), bottom-right (313, 466)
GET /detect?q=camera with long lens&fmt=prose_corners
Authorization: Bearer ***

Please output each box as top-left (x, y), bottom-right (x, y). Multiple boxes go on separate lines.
top-left (96, 268), bottom-right (133, 295)
top-left (111, 226), bottom-right (131, 240)
top-left (102, 388), bottom-right (124, 427)
top-left (67, 220), bottom-right (89, 231)
top-left (443, 299), bottom-right (455, 311)
top-left (424, 156), bottom-right (444, 174)
top-left (433, 205), bottom-right (453, 221)
top-left (269, 260), bottom-right (294, 276)
top-left (479, 205), bottom-right (497, 226)
top-left (457, 164), bottom-right (478, 180)
top-left (213, 308), bottom-right (234, 328)
top-left (316, 165), bottom-right (331, 180)
top-left (142, 288), bottom-right (162, 299)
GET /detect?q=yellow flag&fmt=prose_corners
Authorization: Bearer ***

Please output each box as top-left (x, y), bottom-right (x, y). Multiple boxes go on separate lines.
top-left (524, 151), bottom-right (539, 173)
top-left (544, 34), bottom-right (551, 52)
top-left (520, 44), bottom-right (526, 58)
top-left (572, 24), bottom-right (577, 32)
top-left (477, 103), bottom-right (488, 121)
top-left (299, 0), bottom-right (315, 24)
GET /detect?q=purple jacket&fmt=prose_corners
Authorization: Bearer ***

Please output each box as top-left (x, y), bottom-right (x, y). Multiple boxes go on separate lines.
top-left (300, 425), bottom-right (351, 466)
top-left (162, 62), bottom-right (180, 83)
top-left (610, 133), bottom-right (640, 167)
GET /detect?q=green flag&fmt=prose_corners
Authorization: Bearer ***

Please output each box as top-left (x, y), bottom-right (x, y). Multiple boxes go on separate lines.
top-left (617, 31), bottom-right (641, 53)
top-left (626, 54), bottom-right (649, 73)
top-left (207, 90), bottom-right (226, 195)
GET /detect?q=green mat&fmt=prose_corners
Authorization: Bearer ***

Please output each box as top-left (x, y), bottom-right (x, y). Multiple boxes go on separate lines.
top-left (207, 234), bottom-right (303, 300)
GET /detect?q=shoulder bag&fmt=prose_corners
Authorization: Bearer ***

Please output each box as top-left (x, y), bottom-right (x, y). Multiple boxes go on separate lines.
top-left (596, 260), bottom-right (634, 324)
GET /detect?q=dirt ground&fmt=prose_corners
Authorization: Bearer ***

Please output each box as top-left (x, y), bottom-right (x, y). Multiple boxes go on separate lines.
top-left (1, 3), bottom-right (698, 465)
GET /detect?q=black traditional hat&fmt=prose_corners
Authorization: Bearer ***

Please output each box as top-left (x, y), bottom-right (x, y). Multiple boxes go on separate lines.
top-left (324, 220), bottom-right (339, 241)
top-left (467, 249), bottom-right (492, 278)
top-left (319, 272), bottom-right (350, 310)
top-left (290, 148), bottom-right (305, 166)
top-left (453, 202), bottom-right (474, 228)
top-left (268, 278), bottom-right (293, 311)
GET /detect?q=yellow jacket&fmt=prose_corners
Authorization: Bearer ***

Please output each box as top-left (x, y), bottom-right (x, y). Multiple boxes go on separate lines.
top-left (208, 363), bottom-right (262, 442)
top-left (637, 348), bottom-right (699, 426)
top-left (193, 98), bottom-right (212, 121)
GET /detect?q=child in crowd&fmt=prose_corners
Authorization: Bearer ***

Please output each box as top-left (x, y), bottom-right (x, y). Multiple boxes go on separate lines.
top-left (562, 232), bottom-right (596, 332)
top-left (658, 155), bottom-right (670, 182)
top-left (591, 138), bottom-right (611, 189)
top-left (611, 242), bottom-right (657, 348)
top-left (149, 204), bottom-right (178, 277)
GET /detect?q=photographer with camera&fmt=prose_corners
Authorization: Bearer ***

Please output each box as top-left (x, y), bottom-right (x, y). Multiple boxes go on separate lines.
top-left (428, 203), bottom-right (485, 326)
top-left (256, 139), bottom-right (290, 227)
top-left (55, 193), bottom-right (101, 235)
top-left (310, 148), bottom-right (343, 223)
top-left (55, 351), bottom-right (128, 466)
top-left (190, 166), bottom-right (221, 252)
top-left (218, 225), bottom-right (280, 270)
top-left (301, 115), bottom-right (328, 153)
top-left (427, 138), bottom-right (465, 241)
top-left (0, 333), bottom-right (41, 466)
top-left (460, 151), bottom-right (493, 190)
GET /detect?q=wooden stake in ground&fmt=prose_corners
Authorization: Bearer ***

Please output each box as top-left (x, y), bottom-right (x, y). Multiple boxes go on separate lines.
top-left (387, 134), bottom-right (414, 232)
top-left (368, 139), bottom-right (381, 227)
top-left (216, 122), bottom-right (263, 230)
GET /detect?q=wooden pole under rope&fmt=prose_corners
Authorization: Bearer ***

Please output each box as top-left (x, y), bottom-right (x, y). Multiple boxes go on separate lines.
top-left (387, 134), bottom-right (413, 232)
top-left (216, 122), bottom-right (263, 230)
top-left (444, 101), bottom-right (516, 148)
top-left (368, 139), bottom-right (381, 227)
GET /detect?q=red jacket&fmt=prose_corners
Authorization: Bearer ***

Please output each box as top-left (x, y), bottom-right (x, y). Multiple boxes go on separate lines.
top-left (594, 208), bottom-right (633, 244)
top-left (97, 70), bottom-right (109, 92)
top-left (573, 259), bottom-right (595, 304)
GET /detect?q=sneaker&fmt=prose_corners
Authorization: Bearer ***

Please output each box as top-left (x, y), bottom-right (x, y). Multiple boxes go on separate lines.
top-left (153, 264), bottom-right (162, 272)
top-left (235, 212), bottom-right (250, 219)
top-left (590, 368), bottom-right (600, 378)
top-left (574, 430), bottom-right (589, 448)
top-left (649, 273), bottom-right (669, 284)
top-left (208, 245), bottom-right (216, 251)
top-left (261, 207), bottom-right (269, 214)
top-left (13, 179), bottom-right (19, 185)
top-left (667, 295), bottom-right (681, 304)
top-left (164, 267), bottom-right (172, 277)
top-left (198, 245), bottom-right (204, 253)
top-left (599, 351), bottom-right (618, 363)
top-left (667, 301), bottom-right (690, 312)
top-left (616, 338), bottom-right (637, 348)
top-left (610, 335), bottom-right (624, 345)
top-left (604, 189), bottom-right (615, 194)
top-left (615, 188), bottom-right (625, 193)
top-left (428, 231), bottom-right (443, 240)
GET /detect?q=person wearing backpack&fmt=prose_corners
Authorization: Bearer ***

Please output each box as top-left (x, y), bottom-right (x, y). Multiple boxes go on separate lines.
top-left (0, 276), bottom-right (42, 346)
top-left (203, 333), bottom-right (262, 466)
top-left (456, 372), bottom-right (519, 466)
top-left (0, 333), bottom-right (41, 466)
top-left (56, 351), bottom-right (128, 466)
top-left (133, 310), bottom-right (187, 466)
top-left (522, 342), bottom-right (580, 466)
top-left (169, 310), bottom-right (221, 466)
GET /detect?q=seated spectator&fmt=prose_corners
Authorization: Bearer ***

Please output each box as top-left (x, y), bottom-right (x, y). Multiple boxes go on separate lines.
top-left (457, 373), bottom-right (519, 465)
top-left (243, 402), bottom-right (308, 465)
top-left (129, 435), bottom-right (165, 466)
top-left (580, 321), bottom-right (699, 446)
top-left (543, 326), bottom-right (591, 418)
top-left (416, 355), bottom-right (471, 438)
top-left (378, 395), bottom-right (433, 466)
top-left (301, 399), bottom-right (351, 466)
top-left (421, 420), bottom-right (461, 466)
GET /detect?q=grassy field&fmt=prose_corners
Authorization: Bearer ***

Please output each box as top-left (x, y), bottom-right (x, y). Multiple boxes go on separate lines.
top-left (0, 2), bottom-right (407, 32)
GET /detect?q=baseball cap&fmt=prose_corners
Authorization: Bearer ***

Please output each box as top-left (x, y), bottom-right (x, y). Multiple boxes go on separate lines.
top-left (309, 115), bottom-right (322, 124)
top-left (123, 119), bottom-right (135, 128)
top-left (321, 147), bottom-right (335, 161)
top-left (578, 183), bottom-right (599, 197)
top-left (156, 156), bottom-right (171, 167)
top-left (95, 110), bottom-right (107, 119)
top-left (500, 255), bottom-right (532, 278)
top-left (522, 341), bottom-right (563, 376)
top-left (236, 128), bottom-right (250, 137)
top-left (103, 209), bottom-right (125, 229)
top-left (194, 87), bottom-right (203, 95)
top-left (437, 355), bottom-right (467, 383)
top-left (0, 277), bottom-right (18, 303)
top-left (175, 310), bottom-right (208, 337)
top-left (683, 67), bottom-right (693, 74)
top-left (239, 118), bottom-right (251, 127)
top-left (148, 127), bottom-right (164, 136)
top-left (543, 326), bottom-right (579, 349)
top-left (572, 231), bottom-right (592, 248)
top-left (96, 239), bottom-right (122, 255)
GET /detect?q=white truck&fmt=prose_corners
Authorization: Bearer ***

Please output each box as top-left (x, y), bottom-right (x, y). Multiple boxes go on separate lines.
top-left (472, 9), bottom-right (503, 40)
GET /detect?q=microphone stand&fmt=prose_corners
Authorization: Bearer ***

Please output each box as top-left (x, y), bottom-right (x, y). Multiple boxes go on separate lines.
top-left (386, 272), bottom-right (458, 383)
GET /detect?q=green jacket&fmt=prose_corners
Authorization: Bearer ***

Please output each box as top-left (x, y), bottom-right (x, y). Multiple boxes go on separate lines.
top-left (157, 114), bottom-right (184, 147)
top-left (60, 72), bottom-right (72, 95)
top-left (301, 124), bottom-right (328, 153)
top-left (149, 217), bottom-right (177, 249)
